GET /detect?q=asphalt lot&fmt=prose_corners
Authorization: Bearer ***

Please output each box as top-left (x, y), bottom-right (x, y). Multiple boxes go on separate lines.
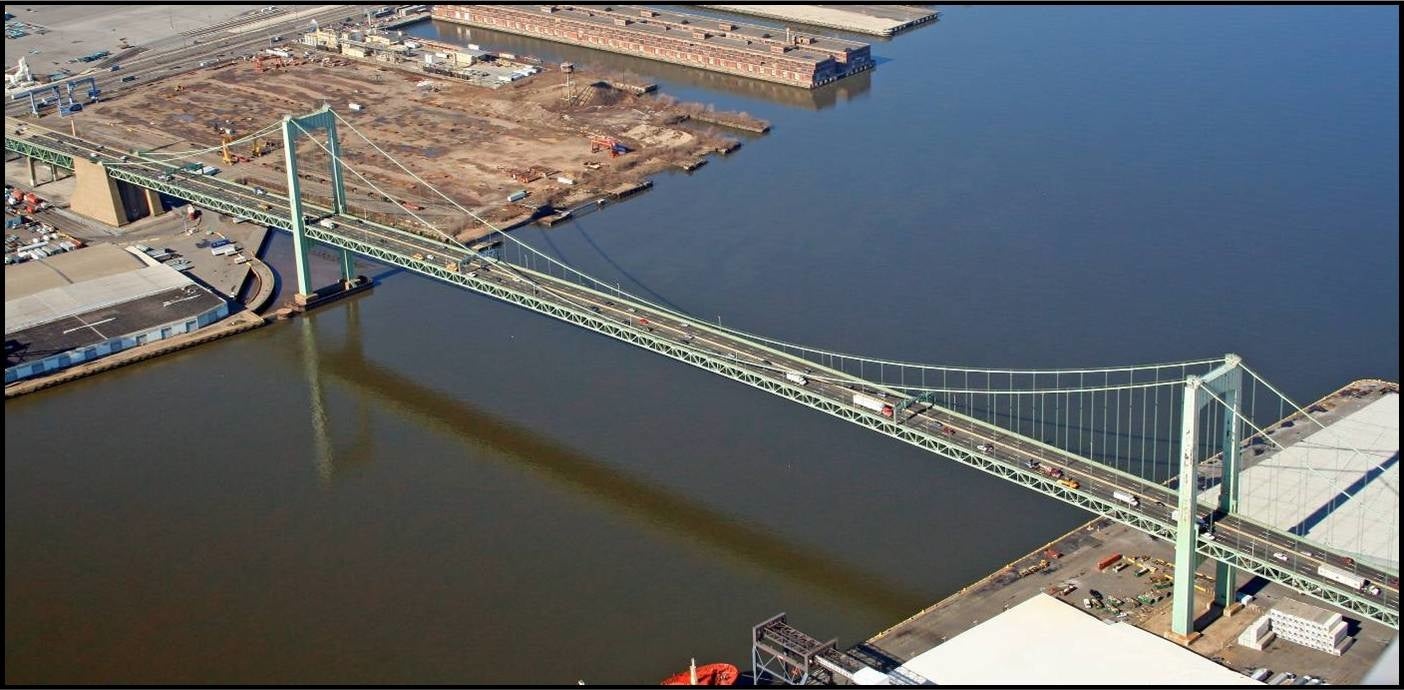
top-left (5, 5), bottom-right (267, 72)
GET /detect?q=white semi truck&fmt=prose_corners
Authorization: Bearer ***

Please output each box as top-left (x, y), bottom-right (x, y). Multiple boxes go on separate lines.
top-left (1112, 490), bottom-right (1140, 507)
top-left (852, 392), bottom-right (893, 418)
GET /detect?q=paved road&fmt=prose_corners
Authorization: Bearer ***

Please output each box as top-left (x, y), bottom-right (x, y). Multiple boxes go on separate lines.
top-left (7, 6), bottom-right (366, 118)
top-left (9, 123), bottom-right (1398, 622)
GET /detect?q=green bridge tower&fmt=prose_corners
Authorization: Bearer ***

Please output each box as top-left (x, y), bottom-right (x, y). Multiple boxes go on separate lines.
top-left (280, 105), bottom-right (356, 303)
top-left (1171, 353), bottom-right (1243, 640)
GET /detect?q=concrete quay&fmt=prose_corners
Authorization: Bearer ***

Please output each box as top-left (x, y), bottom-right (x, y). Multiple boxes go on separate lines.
top-left (4, 309), bottom-right (265, 399)
top-left (854, 380), bottom-right (1400, 685)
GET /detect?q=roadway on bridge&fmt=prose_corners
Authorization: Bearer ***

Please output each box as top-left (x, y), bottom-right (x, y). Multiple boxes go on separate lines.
top-left (8, 123), bottom-right (1397, 623)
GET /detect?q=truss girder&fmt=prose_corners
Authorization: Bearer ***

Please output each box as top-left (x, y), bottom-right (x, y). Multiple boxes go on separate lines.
top-left (1197, 542), bottom-right (1397, 627)
top-left (4, 136), bottom-right (73, 169)
top-left (7, 131), bottom-right (1397, 629)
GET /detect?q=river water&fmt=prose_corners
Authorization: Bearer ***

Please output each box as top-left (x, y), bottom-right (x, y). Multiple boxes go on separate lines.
top-left (5, 6), bottom-right (1397, 684)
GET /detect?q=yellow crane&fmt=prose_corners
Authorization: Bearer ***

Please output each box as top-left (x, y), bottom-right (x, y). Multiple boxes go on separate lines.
top-left (221, 134), bottom-right (235, 165)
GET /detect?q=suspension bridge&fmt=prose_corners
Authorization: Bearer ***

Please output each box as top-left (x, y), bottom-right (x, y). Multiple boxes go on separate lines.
top-left (6, 107), bottom-right (1398, 636)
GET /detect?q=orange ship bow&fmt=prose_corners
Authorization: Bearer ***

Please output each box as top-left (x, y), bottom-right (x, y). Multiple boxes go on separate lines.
top-left (661, 658), bottom-right (739, 686)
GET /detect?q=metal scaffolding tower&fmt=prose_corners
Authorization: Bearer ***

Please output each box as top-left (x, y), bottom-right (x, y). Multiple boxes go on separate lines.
top-left (752, 613), bottom-right (836, 685)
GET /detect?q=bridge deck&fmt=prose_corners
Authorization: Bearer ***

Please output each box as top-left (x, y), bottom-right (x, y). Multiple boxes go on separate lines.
top-left (6, 120), bottom-right (1395, 628)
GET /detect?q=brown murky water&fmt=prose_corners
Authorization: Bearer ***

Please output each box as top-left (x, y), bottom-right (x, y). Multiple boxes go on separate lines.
top-left (6, 6), bottom-right (1397, 684)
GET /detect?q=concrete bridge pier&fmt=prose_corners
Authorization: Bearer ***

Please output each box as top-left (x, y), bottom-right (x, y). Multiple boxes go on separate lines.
top-left (68, 157), bottom-right (134, 226)
top-left (143, 188), bottom-right (164, 218)
top-left (28, 158), bottom-right (65, 187)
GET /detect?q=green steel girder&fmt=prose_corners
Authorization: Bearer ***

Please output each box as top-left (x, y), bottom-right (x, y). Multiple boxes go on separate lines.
top-left (1197, 542), bottom-right (1397, 627)
top-left (4, 136), bottom-right (73, 169)
top-left (11, 129), bottom-right (1397, 630)
top-left (105, 167), bottom-right (296, 227)
top-left (307, 227), bottom-right (1400, 629)
top-left (302, 224), bottom-right (1183, 540)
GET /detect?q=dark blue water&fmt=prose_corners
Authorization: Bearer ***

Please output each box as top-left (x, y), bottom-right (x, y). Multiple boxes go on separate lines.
top-left (7, 6), bottom-right (1398, 684)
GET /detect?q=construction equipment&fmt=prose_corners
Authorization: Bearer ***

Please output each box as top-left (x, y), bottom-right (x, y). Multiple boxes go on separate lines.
top-left (1017, 559), bottom-right (1050, 578)
top-left (249, 138), bottom-right (279, 158)
top-left (589, 135), bottom-right (627, 157)
top-left (221, 135), bottom-right (250, 165)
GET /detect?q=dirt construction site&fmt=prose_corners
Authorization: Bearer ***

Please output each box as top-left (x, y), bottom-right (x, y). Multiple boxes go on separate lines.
top-left (54, 55), bottom-right (765, 240)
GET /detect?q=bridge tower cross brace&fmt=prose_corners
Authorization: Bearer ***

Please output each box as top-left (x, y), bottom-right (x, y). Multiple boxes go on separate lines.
top-left (1171, 353), bottom-right (1243, 640)
top-left (280, 105), bottom-right (353, 301)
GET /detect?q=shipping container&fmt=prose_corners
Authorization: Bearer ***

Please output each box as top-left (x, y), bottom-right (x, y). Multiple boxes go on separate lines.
top-left (507, 190), bottom-right (528, 202)
top-left (210, 238), bottom-right (231, 248)
top-left (211, 244), bottom-right (238, 256)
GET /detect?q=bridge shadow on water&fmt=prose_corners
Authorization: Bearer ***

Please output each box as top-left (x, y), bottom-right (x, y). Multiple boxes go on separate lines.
top-left (548, 216), bottom-right (685, 313)
top-left (289, 302), bottom-right (931, 620)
